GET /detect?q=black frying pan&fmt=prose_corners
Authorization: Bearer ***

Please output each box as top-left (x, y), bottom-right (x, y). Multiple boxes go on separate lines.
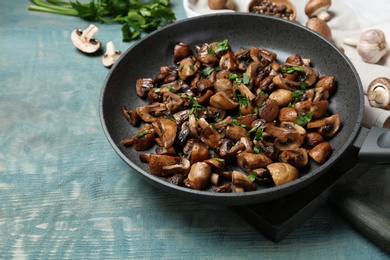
top-left (99, 13), bottom-right (366, 205)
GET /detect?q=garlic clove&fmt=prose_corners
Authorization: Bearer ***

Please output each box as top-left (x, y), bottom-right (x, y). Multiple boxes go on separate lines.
top-left (343, 29), bottom-right (388, 64)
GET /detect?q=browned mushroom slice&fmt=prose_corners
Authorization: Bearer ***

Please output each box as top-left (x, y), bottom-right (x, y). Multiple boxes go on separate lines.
top-left (258, 98), bottom-right (280, 122)
top-left (285, 54), bottom-right (304, 66)
top-left (203, 158), bottom-right (227, 173)
top-left (173, 109), bottom-right (190, 126)
top-left (236, 152), bottom-right (273, 173)
top-left (163, 91), bottom-right (184, 113)
top-left (302, 132), bottom-right (324, 149)
top-left (154, 118), bottom-right (177, 149)
top-left (187, 142), bottom-right (210, 164)
top-left (268, 89), bottom-right (293, 107)
top-left (178, 57), bottom-right (200, 81)
top-left (209, 92), bottom-right (239, 110)
top-left (235, 48), bottom-right (251, 71)
top-left (236, 114), bottom-right (258, 130)
top-left (122, 105), bottom-right (140, 126)
top-left (166, 173), bottom-right (186, 186)
top-left (196, 42), bottom-right (220, 65)
top-left (280, 148), bottom-right (309, 168)
top-left (250, 46), bottom-right (277, 63)
top-left (259, 75), bottom-right (276, 91)
top-left (265, 122), bottom-right (306, 151)
top-left (219, 50), bottom-right (238, 71)
top-left (200, 122), bottom-right (223, 149)
top-left (225, 124), bottom-right (249, 142)
top-left (237, 84), bottom-right (256, 101)
top-left (307, 114), bottom-right (340, 138)
top-left (250, 168), bottom-right (273, 186)
top-left (136, 103), bottom-right (167, 123)
top-left (273, 74), bottom-right (301, 90)
top-left (232, 170), bottom-right (256, 192)
top-left (267, 162), bottom-right (299, 186)
top-left (214, 78), bottom-right (234, 97)
top-left (255, 139), bottom-right (280, 161)
top-left (299, 65), bottom-right (319, 87)
top-left (315, 75), bottom-right (335, 95)
top-left (121, 124), bottom-right (156, 151)
top-left (197, 89), bottom-right (215, 105)
top-left (147, 154), bottom-right (180, 176)
top-left (313, 87), bottom-right (330, 102)
top-left (155, 146), bottom-right (176, 156)
top-left (174, 42), bottom-right (194, 64)
top-left (309, 141), bottom-right (332, 164)
top-left (136, 78), bottom-right (154, 98)
top-left (278, 107), bottom-right (298, 122)
top-left (213, 183), bottom-right (232, 193)
top-left (245, 61), bottom-right (264, 81)
top-left (218, 139), bottom-right (245, 162)
top-left (162, 157), bottom-right (191, 176)
top-left (311, 100), bottom-right (329, 119)
top-left (184, 162), bottom-right (212, 190)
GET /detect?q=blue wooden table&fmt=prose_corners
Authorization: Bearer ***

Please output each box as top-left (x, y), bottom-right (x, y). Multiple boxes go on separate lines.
top-left (1, 1), bottom-right (389, 259)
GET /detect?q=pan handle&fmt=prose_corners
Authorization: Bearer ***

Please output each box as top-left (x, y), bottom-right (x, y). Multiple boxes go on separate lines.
top-left (357, 127), bottom-right (390, 163)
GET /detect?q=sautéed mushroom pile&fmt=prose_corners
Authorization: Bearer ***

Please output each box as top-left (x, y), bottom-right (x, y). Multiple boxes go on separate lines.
top-left (121, 39), bottom-right (341, 193)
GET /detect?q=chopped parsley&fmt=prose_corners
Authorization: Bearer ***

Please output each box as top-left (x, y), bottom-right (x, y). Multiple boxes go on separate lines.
top-left (234, 88), bottom-right (249, 107)
top-left (215, 39), bottom-right (229, 53)
top-left (227, 120), bottom-right (246, 128)
top-left (136, 130), bottom-right (152, 138)
top-left (294, 112), bottom-right (314, 127)
top-left (281, 66), bottom-right (305, 74)
top-left (248, 172), bottom-right (257, 182)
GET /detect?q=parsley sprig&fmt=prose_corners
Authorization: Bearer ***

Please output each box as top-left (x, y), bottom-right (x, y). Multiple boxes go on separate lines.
top-left (28, 0), bottom-right (176, 42)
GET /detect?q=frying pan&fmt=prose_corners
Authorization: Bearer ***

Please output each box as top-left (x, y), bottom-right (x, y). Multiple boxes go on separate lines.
top-left (99, 13), bottom-right (385, 206)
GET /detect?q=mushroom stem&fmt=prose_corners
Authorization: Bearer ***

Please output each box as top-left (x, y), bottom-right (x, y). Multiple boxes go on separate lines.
top-left (81, 24), bottom-right (99, 43)
top-left (343, 38), bottom-right (359, 47)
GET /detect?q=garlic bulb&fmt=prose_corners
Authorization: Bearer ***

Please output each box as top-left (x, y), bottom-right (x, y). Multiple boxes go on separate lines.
top-left (343, 29), bottom-right (388, 64)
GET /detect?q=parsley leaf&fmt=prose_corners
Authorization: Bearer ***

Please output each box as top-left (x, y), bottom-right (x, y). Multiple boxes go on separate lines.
top-left (248, 172), bottom-right (257, 182)
top-left (294, 112), bottom-right (314, 127)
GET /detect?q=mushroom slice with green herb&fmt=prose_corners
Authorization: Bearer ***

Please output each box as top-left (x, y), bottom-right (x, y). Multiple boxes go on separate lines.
top-left (232, 170), bottom-right (256, 193)
top-left (136, 103), bottom-right (167, 123)
top-left (153, 118), bottom-right (177, 149)
top-left (121, 124), bottom-right (155, 151)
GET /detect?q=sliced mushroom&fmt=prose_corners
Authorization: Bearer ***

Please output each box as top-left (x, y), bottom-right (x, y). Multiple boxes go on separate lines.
top-left (309, 141), bottom-right (332, 164)
top-left (148, 154), bottom-right (180, 176)
top-left (187, 142), bottom-right (210, 164)
top-left (302, 132), bottom-right (324, 149)
top-left (122, 105), bottom-right (140, 126)
top-left (184, 162), bottom-right (212, 190)
top-left (225, 124), bottom-right (249, 142)
top-left (258, 98), bottom-right (280, 122)
top-left (267, 162), bottom-right (299, 186)
top-left (196, 42), bottom-right (220, 65)
top-left (154, 118), bottom-right (177, 149)
top-left (265, 122), bottom-right (306, 151)
top-left (315, 75), bottom-right (336, 95)
top-left (200, 121), bottom-right (223, 149)
top-left (102, 41), bottom-right (121, 68)
top-left (166, 174), bottom-right (186, 186)
top-left (232, 170), bottom-right (256, 192)
top-left (268, 89), bottom-right (293, 107)
top-left (178, 57), bottom-right (200, 81)
top-left (273, 74), bottom-right (301, 90)
top-left (236, 152), bottom-right (273, 173)
top-left (250, 168), bottom-right (273, 186)
top-left (136, 78), bottom-right (154, 98)
top-left (162, 157), bottom-right (191, 176)
top-left (70, 24), bottom-right (101, 53)
top-left (136, 103), bottom-right (167, 122)
top-left (250, 46), bottom-right (277, 63)
top-left (219, 50), bottom-right (238, 71)
top-left (278, 107), bottom-right (297, 122)
top-left (163, 91), bottom-right (184, 112)
top-left (121, 124), bottom-right (156, 151)
top-left (209, 92), bottom-right (239, 110)
top-left (279, 148), bottom-right (309, 168)
top-left (214, 78), bottom-right (234, 97)
top-left (174, 42), bottom-right (193, 63)
top-left (307, 114), bottom-right (340, 138)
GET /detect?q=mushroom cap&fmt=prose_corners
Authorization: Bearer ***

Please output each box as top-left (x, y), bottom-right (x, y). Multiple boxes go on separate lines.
top-left (306, 18), bottom-right (332, 41)
top-left (305, 0), bottom-right (331, 21)
top-left (70, 24), bottom-right (101, 53)
top-left (267, 162), bottom-right (299, 186)
top-left (367, 77), bottom-right (390, 109)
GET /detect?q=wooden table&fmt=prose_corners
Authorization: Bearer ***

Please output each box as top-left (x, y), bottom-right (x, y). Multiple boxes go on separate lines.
top-left (1, 1), bottom-right (389, 259)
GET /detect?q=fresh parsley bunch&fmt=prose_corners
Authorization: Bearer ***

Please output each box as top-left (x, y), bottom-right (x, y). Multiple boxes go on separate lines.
top-left (28, 0), bottom-right (176, 42)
